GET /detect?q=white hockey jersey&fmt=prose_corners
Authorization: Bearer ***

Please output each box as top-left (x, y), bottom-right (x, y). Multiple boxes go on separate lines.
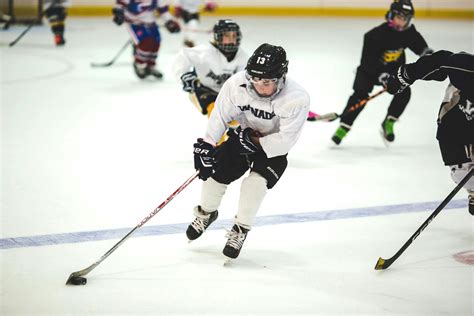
top-left (205, 71), bottom-right (310, 158)
top-left (116, 0), bottom-right (172, 24)
top-left (45, 0), bottom-right (72, 7)
top-left (173, 43), bottom-right (248, 93)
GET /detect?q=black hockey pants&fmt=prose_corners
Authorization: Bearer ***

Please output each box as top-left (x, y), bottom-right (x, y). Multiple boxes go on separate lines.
top-left (340, 68), bottom-right (411, 126)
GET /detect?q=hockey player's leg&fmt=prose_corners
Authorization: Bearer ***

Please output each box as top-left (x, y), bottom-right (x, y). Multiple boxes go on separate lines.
top-left (331, 91), bottom-right (368, 145)
top-left (382, 87), bottom-right (411, 143)
top-left (332, 123), bottom-right (352, 145)
top-left (181, 9), bottom-right (199, 47)
top-left (449, 161), bottom-right (474, 215)
top-left (469, 190), bottom-right (474, 215)
top-left (223, 172), bottom-right (267, 259)
top-left (45, 5), bottom-right (67, 46)
top-left (183, 18), bottom-right (199, 47)
top-left (131, 25), bottom-right (163, 79)
top-left (145, 26), bottom-right (163, 78)
top-left (380, 115), bottom-right (398, 144)
top-left (0, 11), bottom-right (12, 30)
top-left (223, 154), bottom-right (288, 260)
top-left (332, 70), bottom-right (373, 145)
top-left (133, 61), bottom-right (149, 79)
top-left (191, 86), bottom-right (218, 115)
top-left (186, 177), bottom-right (227, 241)
top-left (130, 26), bottom-right (150, 79)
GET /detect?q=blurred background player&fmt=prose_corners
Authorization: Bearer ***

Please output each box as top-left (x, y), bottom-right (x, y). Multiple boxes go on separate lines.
top-left (173, 19), bottom-right (248, 118)
top-left (0, 10), bottom-right (12, 30)
top-left (385, 50), bottom-right (474, 214)
top-left (112, 0), bottom-right (181, 79)
top-left (44, 0), bottom-right (71, 46)
top-left (331, 0), bottom-right (433, 145)
top-left (189, 43), bottom-right (310, 261)
top-left (173, 0), bottom-right (217, 47)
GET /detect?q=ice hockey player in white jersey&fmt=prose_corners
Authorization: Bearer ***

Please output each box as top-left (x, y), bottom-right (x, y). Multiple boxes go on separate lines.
top-left (44, 0), bottom-right (71, 46)
top-left (188, 43), bottom-right (310, 261)
top-left (173, 0), bottom-right (217, 47)
top-left (173, 19), bottom-right (248, 117)
top-left (112, 0), bottom-right (181, 79)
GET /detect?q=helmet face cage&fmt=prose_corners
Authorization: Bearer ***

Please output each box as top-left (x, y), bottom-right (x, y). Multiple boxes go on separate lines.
top-left (386, 0), bottom-right (414, 31)
top-left (245, 43), bottom-right (289, 100)
top-left (213, 20), bottom-right (242, 53)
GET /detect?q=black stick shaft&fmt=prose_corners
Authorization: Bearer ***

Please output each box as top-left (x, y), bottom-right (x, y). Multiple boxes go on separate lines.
top-left (66, 171), bottom-right (199, 284)
top-left (8, 0), bottom-right (58, 47)
top-left (313, 89), bottom-right (385, 122)
top-left (90, 40), bottom-right (131, 67)
top-left (375, 168), bottom-right (474, 270)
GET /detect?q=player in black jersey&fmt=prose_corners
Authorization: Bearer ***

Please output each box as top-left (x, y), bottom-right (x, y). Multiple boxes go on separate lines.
top-left (44, 0), bottom-right (68, 46)
top-left (385, 50), bottom-right (474, 214)
top-left (331, 0), bottom-right (433, 145)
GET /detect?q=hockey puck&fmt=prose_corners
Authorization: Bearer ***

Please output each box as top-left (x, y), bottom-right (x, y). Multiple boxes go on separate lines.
top-left (67, 276), bottom-right (87, 286)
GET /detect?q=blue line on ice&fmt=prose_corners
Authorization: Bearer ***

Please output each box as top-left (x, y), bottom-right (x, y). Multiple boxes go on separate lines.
top-left (0, 199), bottom-right (466, 249)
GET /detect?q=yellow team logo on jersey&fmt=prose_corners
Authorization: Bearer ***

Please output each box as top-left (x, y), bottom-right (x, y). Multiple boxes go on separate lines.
top-left (382, 49), bottom-right (404, 63)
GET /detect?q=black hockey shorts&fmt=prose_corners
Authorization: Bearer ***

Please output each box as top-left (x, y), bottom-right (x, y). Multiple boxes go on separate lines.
top-left (212, 131), bottom-right (288, 189)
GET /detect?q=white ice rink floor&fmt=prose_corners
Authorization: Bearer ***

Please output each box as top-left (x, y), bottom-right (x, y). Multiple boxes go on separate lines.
top-left (1, 16), bottom-right (473, 315)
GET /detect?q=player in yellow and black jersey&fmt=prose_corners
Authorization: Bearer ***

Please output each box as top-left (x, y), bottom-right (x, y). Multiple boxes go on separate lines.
top-left (331, 0), bottom-right (433, 145)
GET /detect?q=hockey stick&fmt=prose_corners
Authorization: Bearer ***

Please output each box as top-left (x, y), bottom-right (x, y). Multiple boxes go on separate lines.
top-left (311, 89), bottom-right (386, 122)
top-left (374, 168), bottom-right (474, 270)
top-left (65, 170), bottom-right (200, 285)
top-left (90, 40), bottom-right (132, 68)
top-left (8, 0), bottom-right (58, 47)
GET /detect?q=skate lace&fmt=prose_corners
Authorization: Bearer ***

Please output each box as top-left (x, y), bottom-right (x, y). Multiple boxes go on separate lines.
top-left (225, 228), bottom-right (246, 249)
top-left (191, 216), bottom-right (209, 233)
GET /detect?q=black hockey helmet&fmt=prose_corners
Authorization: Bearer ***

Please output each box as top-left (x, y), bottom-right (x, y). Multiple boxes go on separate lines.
top-left (386, 0), bottom-right (415, 30)
top-left (245, 43), bottom-right (289, 99)
top-left (213, 19), bottom-right (242, 53)
top-left (246, 43), bottom-right (289, 79)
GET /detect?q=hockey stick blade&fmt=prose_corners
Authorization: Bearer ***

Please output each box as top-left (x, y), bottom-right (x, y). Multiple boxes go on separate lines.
top-left (374, 168), bottom-right (474, 270)
top-left (90, 40), bottom-right (131, 68)
top-left (310, 89), bottom-right (386, 123)
top-left (90, 61), bottom-right (114, 68)
top-left (374, 257), bottom-right (387, 270)
top-left (313, 112), bottom-right (340, 122)
top-left (65, 171), bottom-right (199, 284)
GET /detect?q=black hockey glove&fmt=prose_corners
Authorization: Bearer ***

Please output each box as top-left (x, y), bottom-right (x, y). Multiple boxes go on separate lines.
top-left (181, 70), bottom-right (201, 93)
top-left (112, 8), bottom-right (125, 26)
top-left (234, 127), bottom-right (261, 155)
top-left (385, 66), bottom-right (414, 95)
top-left (193, 138), bottom-right (216, 180)
top-left (165, 20), bottom-right (181, 33)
